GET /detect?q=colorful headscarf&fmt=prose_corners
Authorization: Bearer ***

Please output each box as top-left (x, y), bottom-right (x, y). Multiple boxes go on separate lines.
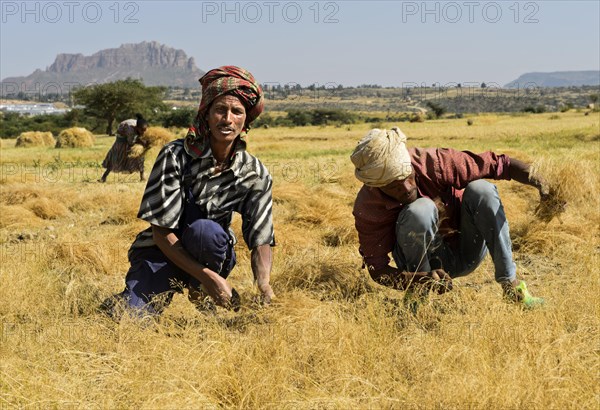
top-left (185, 66), bottom-right (264, 158)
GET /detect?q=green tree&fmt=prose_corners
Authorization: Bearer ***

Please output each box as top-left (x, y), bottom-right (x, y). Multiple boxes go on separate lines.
top-left (425, 101), bottom-right (446, 119)
top-left (287, 110), bottom-right (314, 126)
top-left (161, 107), bottom-right (196, 128)
top-left (73, 78), bottom-right (166, 135)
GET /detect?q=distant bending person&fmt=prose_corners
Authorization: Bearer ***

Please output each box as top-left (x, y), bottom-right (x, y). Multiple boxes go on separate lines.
top-left (99, 114), bottom-right (149, 182)
top-left (102, 66), bottom-right (275, 317)
top-left (351, 127), bottom-right (552, 307)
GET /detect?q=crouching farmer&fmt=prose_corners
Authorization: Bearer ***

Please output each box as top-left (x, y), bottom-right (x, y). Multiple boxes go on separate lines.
top-left (102, 66), bottom-right (275, 317)
top-left (350, 127), bottom-right (548, 307)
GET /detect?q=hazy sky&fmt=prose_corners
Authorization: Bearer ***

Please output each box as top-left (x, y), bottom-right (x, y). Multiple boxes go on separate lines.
top-left (1, 0), bottom-right (599, 87)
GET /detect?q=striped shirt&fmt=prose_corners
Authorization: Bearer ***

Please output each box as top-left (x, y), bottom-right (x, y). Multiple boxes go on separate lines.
top-left (130, 138), bottom-right (274, 253)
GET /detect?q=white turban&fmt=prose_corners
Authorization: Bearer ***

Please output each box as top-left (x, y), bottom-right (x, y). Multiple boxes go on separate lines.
top-left (350, 127), bottom-right (413, 187)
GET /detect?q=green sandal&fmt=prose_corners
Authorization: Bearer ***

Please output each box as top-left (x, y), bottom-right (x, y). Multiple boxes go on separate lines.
top-left (513, 280), bottom-right (545, 309)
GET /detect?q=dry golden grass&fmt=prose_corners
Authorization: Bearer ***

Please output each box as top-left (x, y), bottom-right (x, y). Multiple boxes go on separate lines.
top-left (0, 112), bottom-right (599, 409)
top-left (27, 197), bottom-right (69, 219)
top-left (55, 127), bottom-right (96, 148)
top-left (15, 131), bottom-right (55, 148)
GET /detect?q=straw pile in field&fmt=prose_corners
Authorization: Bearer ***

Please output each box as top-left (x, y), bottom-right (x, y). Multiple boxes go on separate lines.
top-left (15, 131), bottom-right (55, 148)
top-left (55, 127), bottom-right (95, 148)
top-left (129, 126), bottom-right (177, 158)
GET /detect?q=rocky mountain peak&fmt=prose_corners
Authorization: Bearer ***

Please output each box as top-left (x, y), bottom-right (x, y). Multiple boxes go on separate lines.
top-left (2, 41), bottom-right (205, 90)
top-left (47, 41), bottom-right (197, 73)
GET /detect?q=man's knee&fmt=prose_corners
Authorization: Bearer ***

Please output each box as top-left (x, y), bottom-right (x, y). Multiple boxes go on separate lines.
top-left (397, 197), bottom-right (438, 231)
top-left (182, 219), bottom-right (230, 272)
top-left (463, 180), bottom-right (499, 209)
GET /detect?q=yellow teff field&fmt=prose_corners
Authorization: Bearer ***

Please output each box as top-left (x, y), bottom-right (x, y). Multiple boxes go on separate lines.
top-left (1, 112), bottom-right (599, 409)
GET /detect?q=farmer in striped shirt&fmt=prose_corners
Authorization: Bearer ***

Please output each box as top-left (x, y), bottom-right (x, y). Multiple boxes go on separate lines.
top-left (102, 66), bottom-right (275, 316)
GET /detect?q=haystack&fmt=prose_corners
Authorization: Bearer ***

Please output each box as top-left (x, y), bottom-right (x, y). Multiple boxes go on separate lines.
top-left (55, 127), bottom-right (95, 148)
top-left (15, 131), bottom-right (55, 148)
top-left (410, 113), bottom-right (425, 123)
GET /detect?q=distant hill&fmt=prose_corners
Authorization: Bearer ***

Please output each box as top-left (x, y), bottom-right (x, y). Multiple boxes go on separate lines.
top-left (505, 71), bottom-right (600, 88)
top-left (1, 41), bottom-right (205, 94)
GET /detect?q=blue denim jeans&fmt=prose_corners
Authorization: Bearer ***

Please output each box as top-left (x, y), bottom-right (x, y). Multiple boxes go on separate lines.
top-left (392, 180), bottom-right (516, 283)
top-left (103, 219), bottom-right (236, 316)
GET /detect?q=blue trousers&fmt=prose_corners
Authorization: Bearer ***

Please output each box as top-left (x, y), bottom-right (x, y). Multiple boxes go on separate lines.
top-left (104, 219), bottom-right (236, 316)
top-left (392, 180), bottom-right (517, 283)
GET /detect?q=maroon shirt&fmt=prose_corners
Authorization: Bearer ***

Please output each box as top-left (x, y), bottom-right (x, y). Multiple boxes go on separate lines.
top-left (353, 147), bottom-right (512, 271)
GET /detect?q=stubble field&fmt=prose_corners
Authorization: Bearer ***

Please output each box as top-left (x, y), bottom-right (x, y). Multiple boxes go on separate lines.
top-left (1, 112), bottom-right (599, 409)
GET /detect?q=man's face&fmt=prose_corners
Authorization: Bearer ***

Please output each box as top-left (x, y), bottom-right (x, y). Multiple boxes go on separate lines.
top-left (379, 172), bottom-right (418, 204)
top-left (207, 94), bottom-right (247, 144)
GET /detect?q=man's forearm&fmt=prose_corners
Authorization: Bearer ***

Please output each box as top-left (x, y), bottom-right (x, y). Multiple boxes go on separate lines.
top-left (509, 158), bottom-right (548, 194)
top-left (251, 244), bottom-right (272, 289)
top-left (151, 225), bottom-right (218, 286)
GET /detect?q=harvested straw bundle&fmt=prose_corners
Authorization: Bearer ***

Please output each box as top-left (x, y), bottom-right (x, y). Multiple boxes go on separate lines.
top-left (55, 127), bottom-right (95, 148)
top-left (129, 127), bottom-right (176, 158)
top-left (529, 158), bottom-right (584, 223)
top-left (15, 131), bottom-right (55, 148)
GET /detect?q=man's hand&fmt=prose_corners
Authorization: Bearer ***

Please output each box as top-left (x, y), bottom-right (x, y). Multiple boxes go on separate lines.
top-left (152, 224), bottom-right (237, 309)
top-left (258, 283), bottom-right (276, 304)
top-left (139, 137), bottom-right (150, 148)
top-left (369, 265), bottom-right (404, 289)
top-left (426, 269), bottom-right (453, 294)
top-left (409, 269), bottom-right (452, 294)
top-left (201, 272), bottom-right (234, 308)
top-left (509, 158), bottom-right (567, 222)
top-left (536, 185), bottom-right (567, 222)
top-left (369, 266), bottom-right (452, 294)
